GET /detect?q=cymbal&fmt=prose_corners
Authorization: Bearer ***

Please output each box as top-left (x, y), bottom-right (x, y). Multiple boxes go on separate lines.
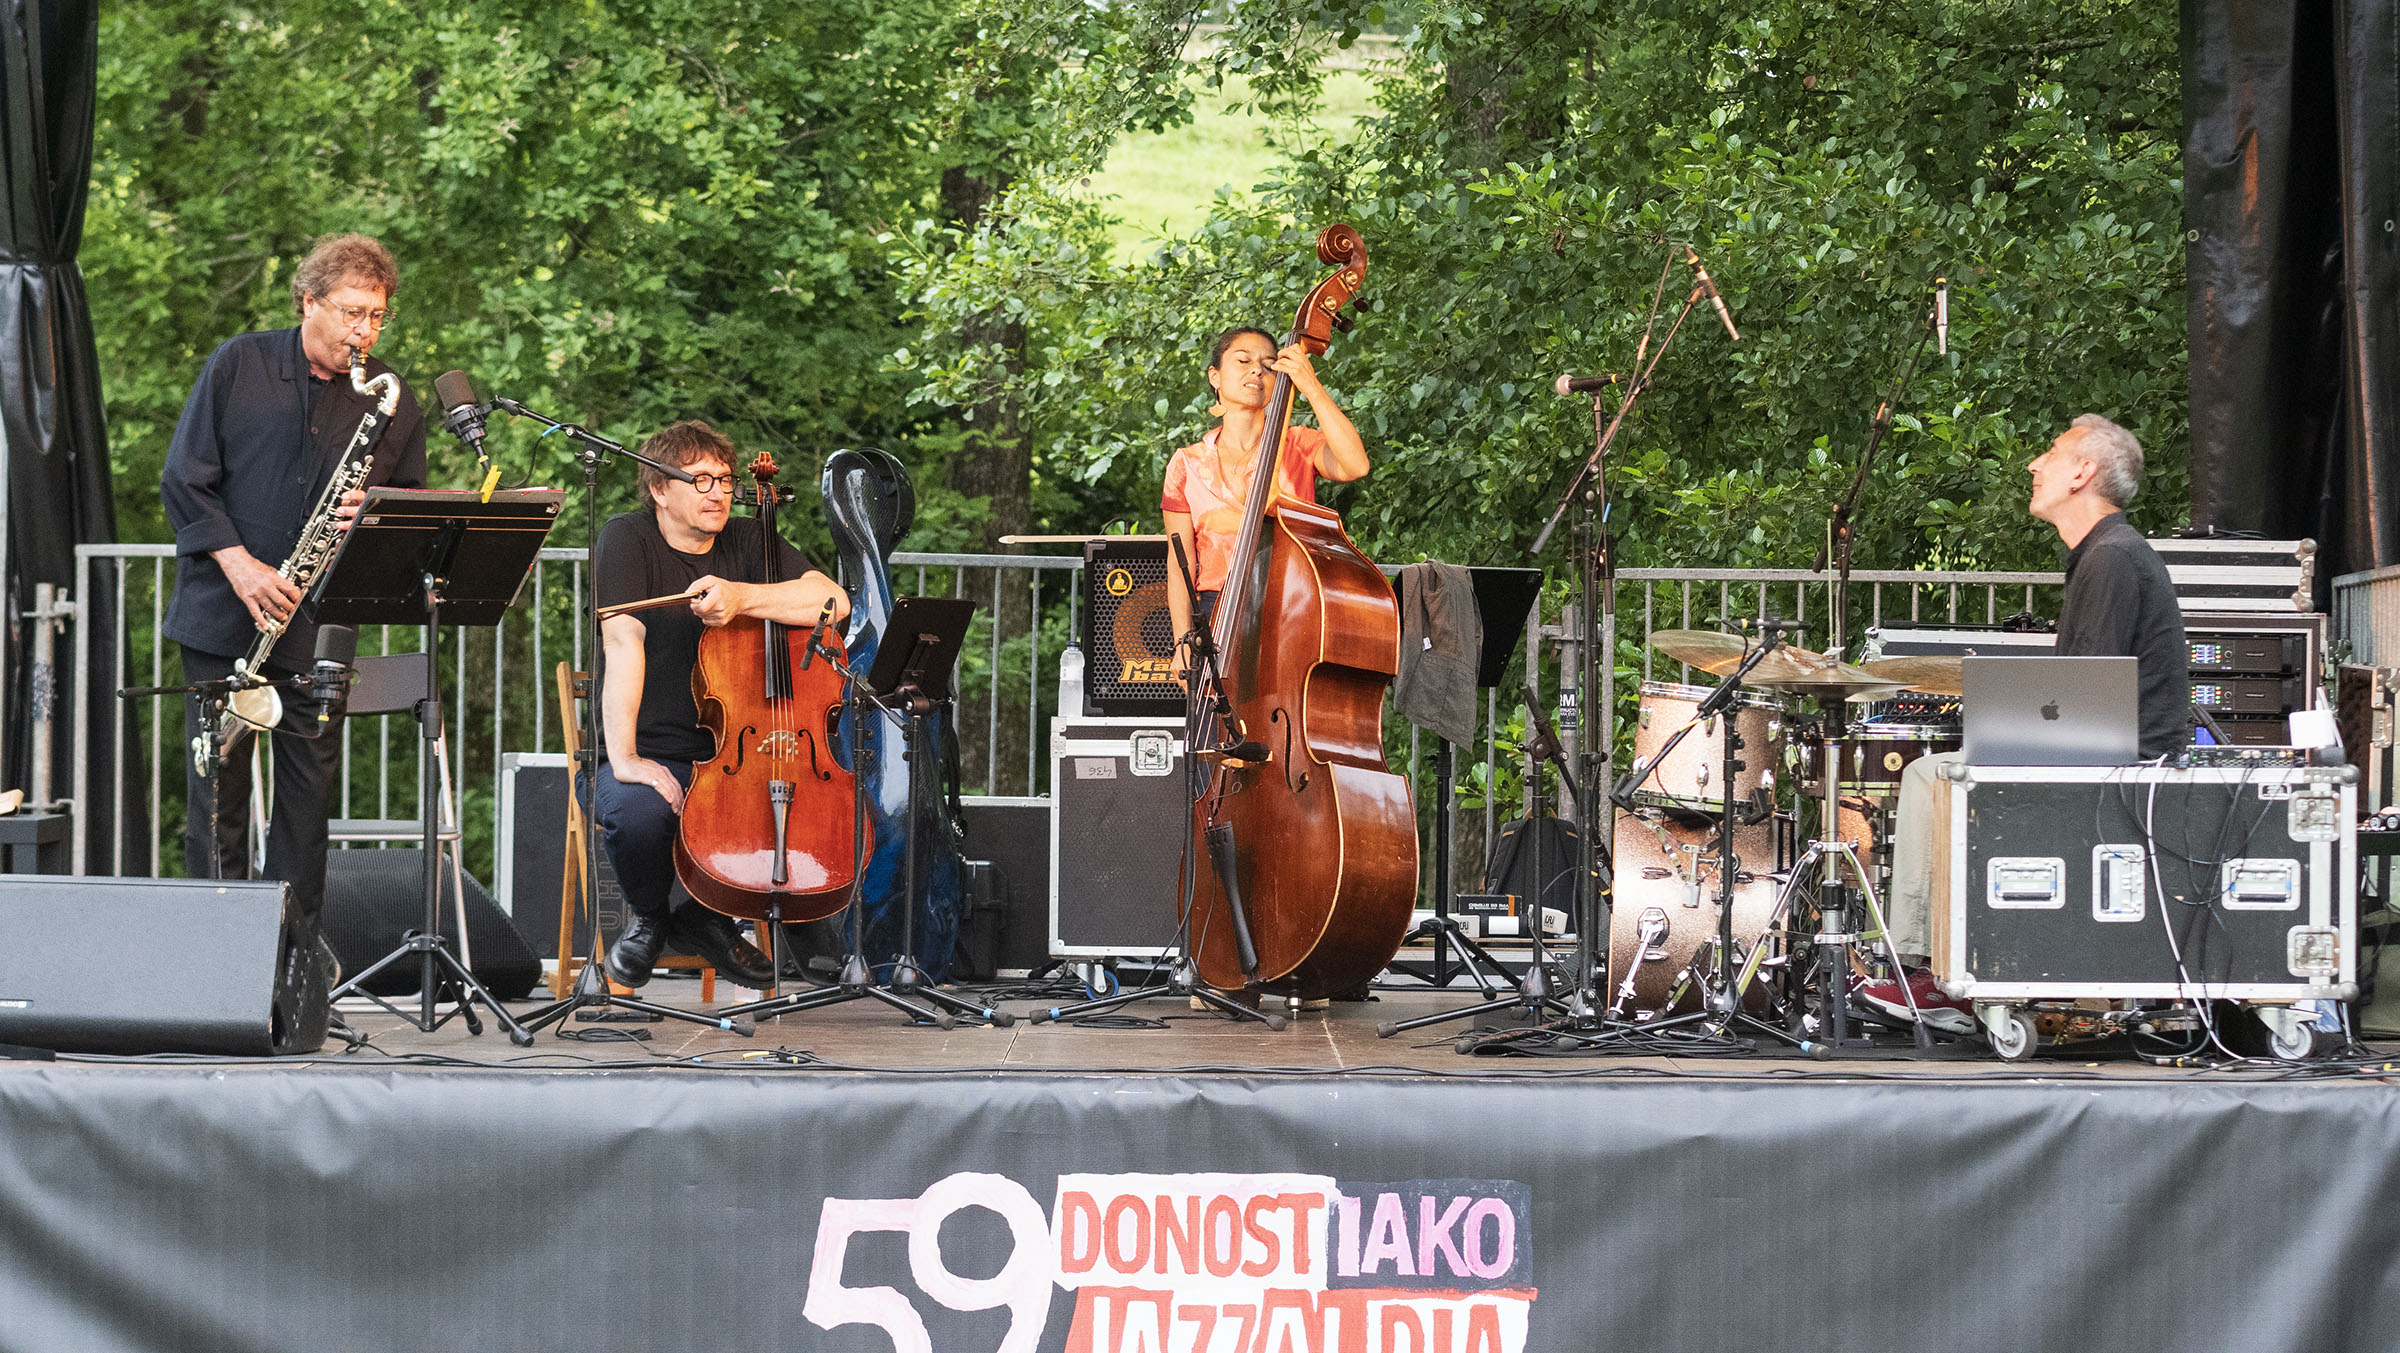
top-left (1861, 655), bottom-right (1965, 696)
top-left (1651, 628), bottom-right (1893, 693)
top-left (1651, 629), bottom-right (1831, 681)
top-left (1744, 668), bottom-right (1906, 701)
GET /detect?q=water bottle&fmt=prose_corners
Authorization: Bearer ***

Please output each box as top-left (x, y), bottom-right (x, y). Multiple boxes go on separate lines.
top-left (1058, 642), bottom-right (1086, 720)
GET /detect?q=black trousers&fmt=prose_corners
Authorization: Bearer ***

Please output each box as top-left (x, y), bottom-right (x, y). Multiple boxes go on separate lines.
top-left (180, 645), bottom-right (343, 930)
top-left (590, 759), bottom-right (695, 925)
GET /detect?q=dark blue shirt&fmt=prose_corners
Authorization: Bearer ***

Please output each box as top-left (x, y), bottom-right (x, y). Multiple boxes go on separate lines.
top-left (160, 327), bottom-right (427, 665)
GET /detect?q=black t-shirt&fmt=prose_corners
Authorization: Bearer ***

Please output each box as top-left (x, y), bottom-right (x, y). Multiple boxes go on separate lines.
top-left (596, 511), bottom-right (818, 764)
top-left (2055, 512), bottom-right (2191, 758)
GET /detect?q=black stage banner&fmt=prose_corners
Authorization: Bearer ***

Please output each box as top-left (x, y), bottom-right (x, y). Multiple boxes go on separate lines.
top-left (1, 1067), bottom-right (2398, 1351)
top-left (2183, 1), bottom-right (2398, 593)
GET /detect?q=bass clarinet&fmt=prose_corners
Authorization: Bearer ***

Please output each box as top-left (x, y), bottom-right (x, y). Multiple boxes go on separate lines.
top-left (193, 347), bottom-right (401, 776)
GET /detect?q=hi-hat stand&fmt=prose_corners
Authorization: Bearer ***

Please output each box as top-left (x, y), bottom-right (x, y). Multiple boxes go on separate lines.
top-left (717, 596), bottom-right (1010, 1029)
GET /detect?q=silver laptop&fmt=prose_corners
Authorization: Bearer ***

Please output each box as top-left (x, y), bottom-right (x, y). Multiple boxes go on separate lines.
top-left (1961, 655), bottom-right (2142, 765)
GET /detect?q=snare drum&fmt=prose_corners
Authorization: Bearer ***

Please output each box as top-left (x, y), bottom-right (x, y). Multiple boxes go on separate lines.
top-left (1798, 723), bottom-right (1961, 795)
top-left (1607, 810), bottom-right (1784, 1016)
top-left (1630, 681), bottom-right (1784, 815)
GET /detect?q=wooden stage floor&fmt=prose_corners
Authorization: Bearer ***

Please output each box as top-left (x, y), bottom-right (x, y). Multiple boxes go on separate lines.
top-left (303, 971), bottom-right (2395, 1082)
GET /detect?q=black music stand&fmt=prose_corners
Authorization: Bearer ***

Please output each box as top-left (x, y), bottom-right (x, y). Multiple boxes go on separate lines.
top-left (720, 596), bottom-right (1010, 1028)
top-left (1384, 565), bottom-right (1544, 993)
top-left (319, 488), bottom-right (560, 1043)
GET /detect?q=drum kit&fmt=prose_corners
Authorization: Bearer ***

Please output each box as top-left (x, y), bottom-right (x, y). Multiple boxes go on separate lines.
top-left (1605, 627), bottom-right (1967, 1045)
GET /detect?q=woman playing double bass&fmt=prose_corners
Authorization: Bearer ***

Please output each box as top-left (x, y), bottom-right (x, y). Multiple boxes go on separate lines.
top-left (1162, 326), bottom-right (1373, 672)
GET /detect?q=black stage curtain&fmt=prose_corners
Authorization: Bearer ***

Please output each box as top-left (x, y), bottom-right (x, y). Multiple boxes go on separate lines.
top-left (0, 0), bottom-right (123, 850)
top-left (2183, 2), bottom-right (2399, 598)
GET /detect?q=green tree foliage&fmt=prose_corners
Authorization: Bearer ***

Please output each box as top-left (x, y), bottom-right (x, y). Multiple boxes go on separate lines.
top-left (906, 0), bottom-right (2187, 577)
top-left (86, 0), bottom-right (1176, 555)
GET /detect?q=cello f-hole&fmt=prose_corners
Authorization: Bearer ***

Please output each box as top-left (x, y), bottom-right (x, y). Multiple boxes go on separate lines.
top-left (725, 725), bottom-right (755, 775)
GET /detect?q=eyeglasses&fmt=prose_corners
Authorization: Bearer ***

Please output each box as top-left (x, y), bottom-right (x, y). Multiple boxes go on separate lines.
top-left (318, 300), bottom-right (392, 330)
top-left (681, 472), bottom-right (735, 495)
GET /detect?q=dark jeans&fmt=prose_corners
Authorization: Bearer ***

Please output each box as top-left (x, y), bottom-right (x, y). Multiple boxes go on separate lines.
top-left (180, 644), bottom-right (342, 930)
top-left (591, 759), bottom-right (694, 924)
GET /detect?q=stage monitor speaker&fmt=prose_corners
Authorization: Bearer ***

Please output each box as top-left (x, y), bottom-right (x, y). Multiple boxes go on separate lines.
top-left (322, 849), bottom-right (542, 1001)
top-left (0, 875), bottom-right (326, 1056)
top-left (1051, 718), bottom-right (1186, 958)
top-left (1082, 538), bottom-right (1184, 717)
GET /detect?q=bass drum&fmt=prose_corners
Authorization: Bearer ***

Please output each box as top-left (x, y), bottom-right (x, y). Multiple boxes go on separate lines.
top-left (1606, 810), bottom-right (1784, 1017)
top-left (1629, 681), bottom-right (1784, 816)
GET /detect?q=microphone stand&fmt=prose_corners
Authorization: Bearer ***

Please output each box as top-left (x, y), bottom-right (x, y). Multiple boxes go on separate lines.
top-left (1526, 246), bottom-right (1720, 1030)
top-left (504, 402), bottom-right (756, 1041)
top-left (1814, 283), bottom-right (1944, 656)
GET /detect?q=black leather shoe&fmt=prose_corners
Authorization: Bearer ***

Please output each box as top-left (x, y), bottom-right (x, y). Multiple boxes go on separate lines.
top-left (606, 913), bottom-right (672, 988)
top-left (671, 908), bottom-right (777, 989)
top-left (315, 933), bottom-right (346, 992)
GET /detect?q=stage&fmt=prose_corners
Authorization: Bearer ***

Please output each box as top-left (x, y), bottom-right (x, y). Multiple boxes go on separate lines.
top-left (4, 980), bottom-right (2399, 1352)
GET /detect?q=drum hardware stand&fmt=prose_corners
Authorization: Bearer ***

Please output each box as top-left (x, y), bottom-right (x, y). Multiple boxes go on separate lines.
top-left (1604, 627), bottom-right (1806, 1048)
top-left (504, 404), bottom-right (761, 1040)
top-left (718, 598), bottom-right (1011, 1030)
top-left (1816, 274), bottom-right (1946, 655)
top-left (1740, 692), bottom-right (1933, 1052)
top-left (1034, 539), bottom-right (1286, 1030)
top-left (1377, 688), bottom-right (1592, 1038)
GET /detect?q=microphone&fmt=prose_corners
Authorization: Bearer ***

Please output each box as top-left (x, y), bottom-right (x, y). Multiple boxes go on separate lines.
top-left (1554, 372), bottom-right (1625, 397)
top-left (797, 598), bottom-right (836, 670)
top-left (1684, 248), bottom-right (1741, 342)
top-left (1739, 616), bottom-right (1806, 634)
top-left (311, 624), bottom-right (357, 724)
top-left (433, 370), bottom-right (491, 464)
top-left (1934, 276), bottom-right (1949, 356)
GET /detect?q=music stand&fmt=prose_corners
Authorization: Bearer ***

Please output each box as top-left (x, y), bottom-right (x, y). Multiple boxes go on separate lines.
top-left (1384, 565), bottom-right (1544, 993)
top-left (721, 596), bottom-right (1009, 1027)
top-left (318, 488), bottom-right (560, 1043)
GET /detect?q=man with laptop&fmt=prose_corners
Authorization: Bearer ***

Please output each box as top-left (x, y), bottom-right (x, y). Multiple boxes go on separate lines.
top-left (1860, 414), bottom-right (2191, 1028)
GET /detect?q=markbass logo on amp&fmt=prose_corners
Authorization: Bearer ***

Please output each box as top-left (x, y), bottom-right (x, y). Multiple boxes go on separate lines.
top-left (805, 1170), bottom-right (1539, 1353)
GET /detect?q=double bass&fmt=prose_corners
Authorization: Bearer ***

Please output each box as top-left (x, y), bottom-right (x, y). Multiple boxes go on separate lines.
top-left (674, 451), bottom-right (866, 923)
top-left (1188, 224), bottom-right (1419, 999)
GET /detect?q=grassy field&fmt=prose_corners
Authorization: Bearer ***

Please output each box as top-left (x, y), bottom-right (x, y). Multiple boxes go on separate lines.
top-left (1085, 70), bottom-right (1383, 258)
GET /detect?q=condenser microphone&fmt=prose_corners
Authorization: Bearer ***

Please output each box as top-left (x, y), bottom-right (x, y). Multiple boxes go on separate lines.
top-left (1553, 372), bottom-right (1626, 396)
top-left (432, 369), bottom-right (491, 464)
top-left (1685, 248), bottom-right (1741, 342)
top-left (310, 624), bottom-right (357, 725)
top-left (1934, 276), bottom-right (1949, 356)
top-left (797, 598), bottom-right (836, 670)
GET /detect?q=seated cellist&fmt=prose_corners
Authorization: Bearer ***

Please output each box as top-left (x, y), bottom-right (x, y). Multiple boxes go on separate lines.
top-left (593, 420), bottom-right (851, 989)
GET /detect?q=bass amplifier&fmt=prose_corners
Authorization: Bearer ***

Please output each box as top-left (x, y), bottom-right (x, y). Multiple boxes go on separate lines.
top-left (1050, 717), bottom-right (1187, 958)
top-left (1931, 763), bottom-right (2356, 1002)
top-left (1082, 537), bottom-right (1184, 717)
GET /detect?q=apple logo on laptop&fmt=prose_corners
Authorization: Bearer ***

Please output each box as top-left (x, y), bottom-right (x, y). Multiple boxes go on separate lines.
top-left (2040, 700), bottom-right (2061, 721)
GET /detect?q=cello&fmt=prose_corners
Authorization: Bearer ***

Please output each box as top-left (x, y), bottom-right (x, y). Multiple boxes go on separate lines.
top-left (1188, 224), bottom-right (1419, 1000)
top-left (674, 451), bottom-right (866, 923)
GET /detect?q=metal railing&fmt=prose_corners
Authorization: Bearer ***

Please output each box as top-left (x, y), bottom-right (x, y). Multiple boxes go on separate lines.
top-left (66, 542), bottom-right (2071, 908)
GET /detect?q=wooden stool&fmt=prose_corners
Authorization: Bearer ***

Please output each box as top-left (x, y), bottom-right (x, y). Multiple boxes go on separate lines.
top-left (549, 662), bottom-right (720, 1002)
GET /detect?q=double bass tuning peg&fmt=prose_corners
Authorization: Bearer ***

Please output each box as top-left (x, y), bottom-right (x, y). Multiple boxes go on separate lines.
top-left (1329, 311), bottom-right (1356, 335)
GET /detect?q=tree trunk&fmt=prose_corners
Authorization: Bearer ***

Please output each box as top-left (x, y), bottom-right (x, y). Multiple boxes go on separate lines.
top-left (940, 164), bottom-right (1030, 549)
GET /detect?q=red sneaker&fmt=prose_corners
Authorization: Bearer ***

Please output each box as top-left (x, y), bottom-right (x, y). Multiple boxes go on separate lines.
top-left (1855, 967), bottom-right (1977, 1035)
